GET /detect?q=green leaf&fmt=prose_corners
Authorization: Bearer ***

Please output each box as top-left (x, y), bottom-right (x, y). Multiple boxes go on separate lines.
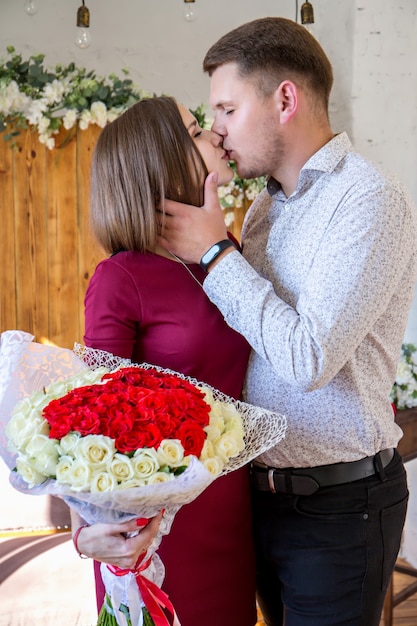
top-left (174, 465), bottom-right (188, 475)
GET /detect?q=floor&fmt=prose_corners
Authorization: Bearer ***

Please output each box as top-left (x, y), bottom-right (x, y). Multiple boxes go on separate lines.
top-left (0, 463), bottom-right (416, 626)
top-left (0, 529), bottom-right (416, 626)
top-left (0, 531), bottom-right (97, 626)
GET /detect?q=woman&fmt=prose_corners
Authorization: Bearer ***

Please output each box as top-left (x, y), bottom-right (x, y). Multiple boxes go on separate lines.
top-left (70, 96), bottom-right (256, 626)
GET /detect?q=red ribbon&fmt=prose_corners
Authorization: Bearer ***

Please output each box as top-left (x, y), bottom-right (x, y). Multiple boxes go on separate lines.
top-left (108, 554), bottom-right (179, 626)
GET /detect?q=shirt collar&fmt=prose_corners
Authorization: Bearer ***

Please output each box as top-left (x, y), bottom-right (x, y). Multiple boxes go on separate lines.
top-left (267, 132), bottom-right (353, 197)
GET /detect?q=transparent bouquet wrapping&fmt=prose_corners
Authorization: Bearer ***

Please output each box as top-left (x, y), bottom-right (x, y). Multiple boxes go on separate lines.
top-left (0, 330), bottom-right (287, 626)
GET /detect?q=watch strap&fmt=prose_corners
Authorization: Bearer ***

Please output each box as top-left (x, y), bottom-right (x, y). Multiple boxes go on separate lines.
top-left (199, 239), bottom-right (237, 272)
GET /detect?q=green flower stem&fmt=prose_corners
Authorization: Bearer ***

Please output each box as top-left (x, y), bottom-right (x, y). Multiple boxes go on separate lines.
top-left (96, 595), bottom-right (155, 626)
top-left (143, 607), bottom-right (156, 626)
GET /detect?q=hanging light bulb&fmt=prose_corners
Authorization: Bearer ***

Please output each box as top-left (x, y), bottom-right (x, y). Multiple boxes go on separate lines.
top-left (75, 1), bottom-right (92, 49)
top-left (183, 0), bottom-right (197, 22)
top-left (300, 1), bottom-right (314, 25)
top-left (24, 0), bottom-right (38, 15)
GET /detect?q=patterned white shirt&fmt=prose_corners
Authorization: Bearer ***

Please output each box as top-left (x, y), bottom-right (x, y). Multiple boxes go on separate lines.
top-left (205, 132), bottom-right (417, 468)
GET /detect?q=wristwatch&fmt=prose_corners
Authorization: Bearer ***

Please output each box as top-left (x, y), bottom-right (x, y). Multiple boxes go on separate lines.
top-left (199, 239), bottom-right (237, 272)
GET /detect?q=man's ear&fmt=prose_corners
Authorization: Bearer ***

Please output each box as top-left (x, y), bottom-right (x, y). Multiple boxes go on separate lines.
top-left (274, 80), bottom-right (298, 124)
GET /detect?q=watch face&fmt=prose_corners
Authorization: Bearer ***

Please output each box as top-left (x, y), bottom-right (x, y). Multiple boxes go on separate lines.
top-left (202, 244), bottom-right (220, 264)
top-left (200, 240), bottom-right (235, 271)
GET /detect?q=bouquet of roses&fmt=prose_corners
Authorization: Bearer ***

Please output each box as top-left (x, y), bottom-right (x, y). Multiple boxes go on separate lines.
top-left (0, 330), bottom-right (287, 626)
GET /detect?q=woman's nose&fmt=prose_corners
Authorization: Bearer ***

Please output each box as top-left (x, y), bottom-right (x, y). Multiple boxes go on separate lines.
top-left (209, 130), bottom-right (223, 146)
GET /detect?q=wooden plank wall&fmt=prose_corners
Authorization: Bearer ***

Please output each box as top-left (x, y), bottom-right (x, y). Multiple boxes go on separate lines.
top-left (0, 126), bottom-right (105, 349)
top-left (0, 125), bottom-right (249, 351)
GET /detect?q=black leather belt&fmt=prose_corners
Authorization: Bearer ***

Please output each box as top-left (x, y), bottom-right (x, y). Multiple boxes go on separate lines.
top-left (251, 448), bottom-right (395, 496)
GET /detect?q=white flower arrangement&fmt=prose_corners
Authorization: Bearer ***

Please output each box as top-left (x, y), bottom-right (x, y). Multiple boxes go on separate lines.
top-left (391, 343), bottom-right (417, 410)
top-left (0, 46), bottom-right (265, 214)
top-left (0, 46), bottom-right (146, 149)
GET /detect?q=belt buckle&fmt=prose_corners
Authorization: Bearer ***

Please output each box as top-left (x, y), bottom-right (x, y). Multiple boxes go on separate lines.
top-left (268, 469), bottom-right (277, 494)
top-left (267, 468), bottom-right (320, 496)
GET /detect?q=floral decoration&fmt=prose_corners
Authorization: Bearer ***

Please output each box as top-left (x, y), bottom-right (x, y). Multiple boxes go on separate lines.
top-left (217, 161), bottom-right (266, 226)
top-left (0, 46), bottom-right (265, 215)
top-left (6, 365), bottom-right (245, 491)
top-left (391, 343), bottom-right (417, 410)
top-left (0, 45), bottom-right (146, 149)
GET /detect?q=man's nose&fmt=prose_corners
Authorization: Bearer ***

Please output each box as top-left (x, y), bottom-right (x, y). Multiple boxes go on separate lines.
top-left (211, 118), bottom-right (226, 137)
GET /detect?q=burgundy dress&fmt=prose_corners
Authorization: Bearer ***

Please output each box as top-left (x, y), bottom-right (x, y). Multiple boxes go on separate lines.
top-left (84, 250), bottom-right (257, 626)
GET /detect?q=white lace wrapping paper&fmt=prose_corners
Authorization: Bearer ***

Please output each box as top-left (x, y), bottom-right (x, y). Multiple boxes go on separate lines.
top-left (0, 330), bottom-right (287, 626)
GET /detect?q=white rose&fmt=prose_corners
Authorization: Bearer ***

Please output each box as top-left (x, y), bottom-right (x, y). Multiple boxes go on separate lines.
top-left (157, 439), bottom-right (185, 468)
top-left (65, 458), bottom-right (92, 491)
top-left (208, 404), bottom-right (225, 431)
top-left (27, 390), bottom-right (51, 410)
top-left (108, 453), bottom-right (135, 483)
top-left (202, 456), bottom-right (224, 476)
top-left (199, 438), bottom-right (215, 461)
top-left (198, 386), bottom-right (214, 406)
top-left (223, 411), bottom-right (244, 439)
top-left (75, 434), bottom-right (115, 467)
top-left (46, 377), bottom-right (75, 399)
top-left (56, 455), bottom-right (74, 484)
top-left (26, 435), bottom-right (59, 476)
top-left (132, 448), bottom-right (160, 479)
top-left (15, 456), bottom-right (47, 487)
top-left (58, 432), bottom-right (81, 456)
top-left (117, 477), bottom-right (147, 489)
top-left (70, 367), bottom-right (108, 389)
top-left (204, 424), bottom-right (223, 444)
top-left (215, 432), bottom-right (243, 463)
top-left (90, 470), bottom-right (118, 493)
top-left (146, 471), bottom-right (175, 485)
top-left (6, 409), bottom-right (49, 453)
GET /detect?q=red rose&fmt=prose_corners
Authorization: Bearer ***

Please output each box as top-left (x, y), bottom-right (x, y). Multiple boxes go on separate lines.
top-left (116, 422), bottom-right (162, 454)
top-left (42, 366), bottom-right (213, 460)
top-left (47, 411), bottom-right (74, 439)
top-left (106, 410), bottom-right (136, 440)
top-left (177, 421), bottom-right (207, 457)
top-left (71, 407), bottom-right (102, 436)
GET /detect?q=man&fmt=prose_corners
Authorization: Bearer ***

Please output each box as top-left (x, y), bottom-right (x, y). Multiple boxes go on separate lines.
top-left (160, 17), bottom-right (417, 626)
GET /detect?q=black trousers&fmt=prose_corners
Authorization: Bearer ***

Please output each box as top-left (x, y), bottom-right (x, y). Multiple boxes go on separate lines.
top-left (252, 450), bottom-right (408, 626)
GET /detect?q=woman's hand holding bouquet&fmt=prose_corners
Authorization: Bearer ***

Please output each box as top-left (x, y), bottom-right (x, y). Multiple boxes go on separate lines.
top-left (0, 331), bottom-right (287, 626)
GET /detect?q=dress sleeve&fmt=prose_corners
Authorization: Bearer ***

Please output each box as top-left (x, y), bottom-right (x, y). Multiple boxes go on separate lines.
top-left (84, 258), bottom-right (142, 359)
